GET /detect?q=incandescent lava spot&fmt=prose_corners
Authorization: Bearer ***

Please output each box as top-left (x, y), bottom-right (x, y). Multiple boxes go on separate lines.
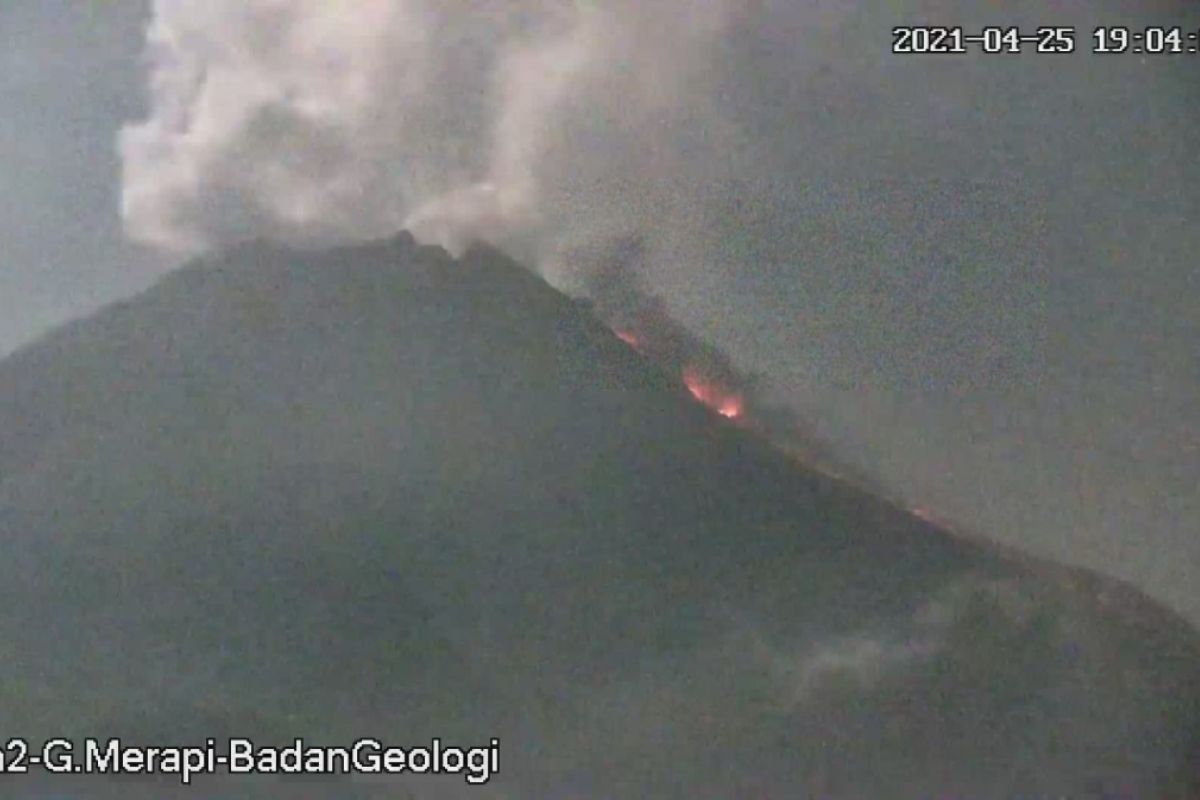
top-left (683, 367), bottom-right (745, 420)
top-left (614, 329), bottom-right (642, 350)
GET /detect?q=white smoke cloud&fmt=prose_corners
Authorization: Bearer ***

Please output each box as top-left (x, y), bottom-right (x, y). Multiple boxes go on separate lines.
top-left (742, 574), bottom-right (1047, 711)
top-left (120, 0), bottom-right (749, 272)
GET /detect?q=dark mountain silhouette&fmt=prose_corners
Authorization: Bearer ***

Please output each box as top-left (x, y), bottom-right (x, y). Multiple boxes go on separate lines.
top-left (0, 233), bottom-right (1197, 798)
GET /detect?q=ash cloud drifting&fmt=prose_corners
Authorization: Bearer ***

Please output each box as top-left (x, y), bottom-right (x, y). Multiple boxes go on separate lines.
top-left (120, 0), bottom-right (748, 272)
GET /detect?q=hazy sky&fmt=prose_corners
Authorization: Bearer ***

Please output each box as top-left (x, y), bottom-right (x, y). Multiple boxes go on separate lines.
top-left (0, 1), bottom-right (165, 350)
top-left (2, 1), bottom-right (1197, 623)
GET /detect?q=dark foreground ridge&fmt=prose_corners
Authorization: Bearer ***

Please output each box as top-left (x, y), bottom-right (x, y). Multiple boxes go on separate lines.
top-left (0, 233), bottom-right (1197, 798)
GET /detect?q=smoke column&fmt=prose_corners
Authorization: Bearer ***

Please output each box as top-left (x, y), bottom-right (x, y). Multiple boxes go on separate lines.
top-left (120, 0), bottom-right (750, 278)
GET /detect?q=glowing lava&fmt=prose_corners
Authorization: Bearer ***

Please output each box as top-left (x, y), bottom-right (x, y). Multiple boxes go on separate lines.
top-left (910, 506), bottom-right (952, 530)
top-left (682, 367), bottom-right (744, 420)
top-left (614, 329), bottom-right (641, 349)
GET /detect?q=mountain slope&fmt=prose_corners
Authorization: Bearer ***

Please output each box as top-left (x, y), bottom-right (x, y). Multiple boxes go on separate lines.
top-left (0, 233), bottom-right (1197, 798)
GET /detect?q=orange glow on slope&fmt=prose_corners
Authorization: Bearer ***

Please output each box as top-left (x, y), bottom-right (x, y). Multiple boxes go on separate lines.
top-left (910, 505), bottom-right (953, 530)
top-left (717, 398), bottom-right (744, 419)
top-left (682, 367), bottom-right (744, 420)
top-left (614, 329), bottom-right (641, 349)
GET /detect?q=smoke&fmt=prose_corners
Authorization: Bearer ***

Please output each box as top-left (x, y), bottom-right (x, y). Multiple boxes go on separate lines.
top-left (746, 573), bottom-right (1045, 711)
top-left (120, 0), bottom-right (749, 272)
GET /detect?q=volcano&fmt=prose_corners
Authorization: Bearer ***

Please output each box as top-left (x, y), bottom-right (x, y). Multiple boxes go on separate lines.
top-left (0, 233), bottom-right (1197, 799)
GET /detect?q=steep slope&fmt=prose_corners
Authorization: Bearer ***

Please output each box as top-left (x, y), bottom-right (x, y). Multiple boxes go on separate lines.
top-left (0, 233), bottom-right (1197, 798)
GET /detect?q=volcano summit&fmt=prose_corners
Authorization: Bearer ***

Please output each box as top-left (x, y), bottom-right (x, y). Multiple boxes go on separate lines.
top-left (0, 234), bottom-right (1196, 798)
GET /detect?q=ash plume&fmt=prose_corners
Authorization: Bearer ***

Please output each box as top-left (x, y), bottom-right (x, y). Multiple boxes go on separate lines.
top-left (120, 0), bottom-right (747, 272)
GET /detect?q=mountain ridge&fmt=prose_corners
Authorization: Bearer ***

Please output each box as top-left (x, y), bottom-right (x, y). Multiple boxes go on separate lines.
top-left (0, 232), bottom-right (1197, 798)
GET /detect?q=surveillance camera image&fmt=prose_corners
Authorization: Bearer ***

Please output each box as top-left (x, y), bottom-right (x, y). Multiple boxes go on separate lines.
top-left (1, 1), bottom-right (1198, 797)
